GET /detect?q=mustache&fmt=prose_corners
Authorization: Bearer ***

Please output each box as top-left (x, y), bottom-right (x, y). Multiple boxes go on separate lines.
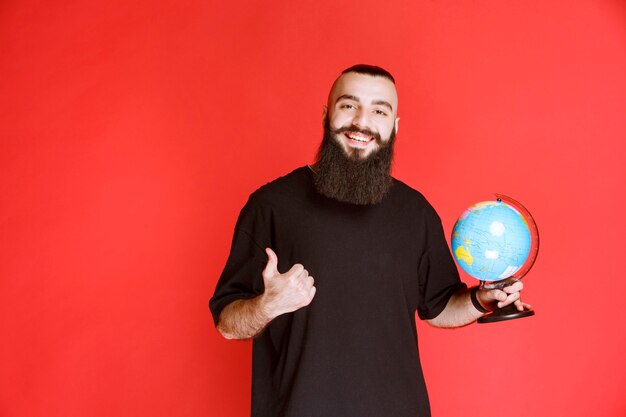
top-left (329, 125), bottom-right (382, 142)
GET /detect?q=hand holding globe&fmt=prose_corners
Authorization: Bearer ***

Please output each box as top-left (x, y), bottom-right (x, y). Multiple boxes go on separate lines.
top-left (451, 194), bottom-right (539, 323)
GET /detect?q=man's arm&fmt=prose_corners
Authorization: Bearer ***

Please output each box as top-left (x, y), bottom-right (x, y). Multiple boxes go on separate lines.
top-left (216, 248), bottom-right (316, 340)
top-left (427, 280), bottom-right (530, 328)
top-left (216, 296), bottom-right (273, 340)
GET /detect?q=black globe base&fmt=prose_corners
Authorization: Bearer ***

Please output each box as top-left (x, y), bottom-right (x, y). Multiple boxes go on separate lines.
top-left (478, 303), bottom-right (535, 324)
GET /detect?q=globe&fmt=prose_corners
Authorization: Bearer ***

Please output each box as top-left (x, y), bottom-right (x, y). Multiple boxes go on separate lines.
top-left (451, 196), bottom-right (537, 283)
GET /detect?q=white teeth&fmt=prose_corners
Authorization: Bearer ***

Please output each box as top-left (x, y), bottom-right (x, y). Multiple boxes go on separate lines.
top-left (346, 133), bottom-right (370, 142)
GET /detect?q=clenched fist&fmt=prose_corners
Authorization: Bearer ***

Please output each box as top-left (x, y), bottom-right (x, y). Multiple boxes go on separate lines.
top-left (260, 248), bottom-right (317, 318)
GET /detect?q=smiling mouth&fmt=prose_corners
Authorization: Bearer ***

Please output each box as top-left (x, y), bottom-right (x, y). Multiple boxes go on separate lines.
top-left (343, 131), bottom-right (374, 147)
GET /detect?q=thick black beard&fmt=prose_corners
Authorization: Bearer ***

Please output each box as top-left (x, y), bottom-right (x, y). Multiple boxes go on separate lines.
top-left (312, 120), bottom-right (395, 205)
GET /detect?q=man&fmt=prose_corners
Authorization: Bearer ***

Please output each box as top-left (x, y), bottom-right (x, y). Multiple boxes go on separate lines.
top-left (210, 65), bottom-right (527, 417)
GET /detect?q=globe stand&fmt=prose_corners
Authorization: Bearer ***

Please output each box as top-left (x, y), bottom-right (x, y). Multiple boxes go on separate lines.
top-left (477, 277), bottom-right (535, 324)
top-left (478, 304), bottom-right (534, 324)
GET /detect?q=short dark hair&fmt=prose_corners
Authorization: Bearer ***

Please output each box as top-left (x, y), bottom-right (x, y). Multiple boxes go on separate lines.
top-left (341, 64), bottom-right (395, 84)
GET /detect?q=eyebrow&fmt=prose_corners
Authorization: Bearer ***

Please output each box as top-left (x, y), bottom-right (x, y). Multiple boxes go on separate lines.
top-left (336, 94), bottom-right (394, 111)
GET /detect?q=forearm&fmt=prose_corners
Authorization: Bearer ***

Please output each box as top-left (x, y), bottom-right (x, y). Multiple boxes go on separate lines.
top-left (216, 251), bottom-right (316, 340)
top-left (427, 288), bottom-right (484, 328)
top-left (428, 280), bottom-right (527, 328)
top-left (216, 296), bottom-right (273, 340)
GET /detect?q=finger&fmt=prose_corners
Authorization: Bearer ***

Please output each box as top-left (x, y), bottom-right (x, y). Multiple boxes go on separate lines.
top-left (295, 270), bottom-right (310, 290)
top-left (303, 275), bottom-right (314, 290)
top-left (298, 284), bottom-right (316, 308)
top-left (503, 281), bottom-right (523, 293)
top-left (487, 289), bottom-right (507, 303)
top-left (513, 299), bottom-right (535, 312)
top-left (262, 248), bottom-right (279, 279)
top-left (285, 263), bottom-right (305, 278)
top-left (498, 291), bottom-right (520, 308)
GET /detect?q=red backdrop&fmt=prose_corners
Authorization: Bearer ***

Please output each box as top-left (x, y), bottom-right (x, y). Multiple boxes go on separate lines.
top-left (2, 1), bottom-right (625, 416)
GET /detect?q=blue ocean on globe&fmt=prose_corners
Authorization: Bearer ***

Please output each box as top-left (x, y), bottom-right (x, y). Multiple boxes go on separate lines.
top-left (451, 200), bottom-right (531, 282)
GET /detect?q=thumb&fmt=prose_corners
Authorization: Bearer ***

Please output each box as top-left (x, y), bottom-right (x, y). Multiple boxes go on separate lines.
top-left (262, 247), bottom-right (279, 279)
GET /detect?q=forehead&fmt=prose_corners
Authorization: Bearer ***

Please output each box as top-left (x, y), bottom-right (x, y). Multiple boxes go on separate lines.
top-left (328, 72), bottom-right (398, 111)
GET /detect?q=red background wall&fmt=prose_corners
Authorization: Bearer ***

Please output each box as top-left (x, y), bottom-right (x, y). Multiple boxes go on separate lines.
top-left (2, 1), bottom-right (625, 416)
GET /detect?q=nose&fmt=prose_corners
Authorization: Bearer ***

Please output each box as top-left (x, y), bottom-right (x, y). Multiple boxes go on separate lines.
top-left (352, 108), bottom-right (370, 128)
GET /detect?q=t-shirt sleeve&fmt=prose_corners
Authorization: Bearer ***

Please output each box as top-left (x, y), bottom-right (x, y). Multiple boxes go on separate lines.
top-left (416, 206), bottom-right (467, 320)
top-left (209, 197), bottom-right (270, 326)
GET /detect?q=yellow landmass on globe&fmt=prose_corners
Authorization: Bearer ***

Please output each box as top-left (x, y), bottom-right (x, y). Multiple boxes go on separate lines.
top-left (470, 201), bottom-right (497, 212)
top-left (455, 246), bottom-right (474, 266)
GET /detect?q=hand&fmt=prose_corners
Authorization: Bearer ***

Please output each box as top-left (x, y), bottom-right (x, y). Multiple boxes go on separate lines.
top-left (476, 280), bottom-right (532, 312)
top-left (259, 248), bottom-right (316, 318)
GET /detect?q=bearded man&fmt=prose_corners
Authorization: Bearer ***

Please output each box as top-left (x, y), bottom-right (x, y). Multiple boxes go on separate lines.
top-left (210, 65), bottom-right (526, 417)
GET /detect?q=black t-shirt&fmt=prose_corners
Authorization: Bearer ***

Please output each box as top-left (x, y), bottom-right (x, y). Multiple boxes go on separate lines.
top-left (210, 167), bottom-right (465, 417)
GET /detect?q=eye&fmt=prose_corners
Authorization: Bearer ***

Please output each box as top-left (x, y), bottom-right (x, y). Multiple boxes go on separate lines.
top-left (374, 109), bottom-right (388, 116)
top-left (340, 103), bottom-right (356, 110)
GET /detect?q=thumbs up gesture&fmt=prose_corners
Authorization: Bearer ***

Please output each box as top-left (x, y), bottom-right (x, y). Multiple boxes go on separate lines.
top-left (260, 248), bottom-right (316, 318)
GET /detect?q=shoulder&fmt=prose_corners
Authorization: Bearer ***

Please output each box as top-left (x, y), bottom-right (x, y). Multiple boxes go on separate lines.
top-left (386, 178), bottom-right (447, 235)
top-left (233, 167), bottom-right (311, 230)
top-left (389, 177), bottom-right (439, 217)
top-left (247, 166), bottom-right (312, 207)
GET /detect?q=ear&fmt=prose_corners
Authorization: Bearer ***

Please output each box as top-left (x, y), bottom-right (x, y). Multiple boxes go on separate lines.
top-left (322, 105), bottom-right (328, 126)
top-left (395, 117), bottom-right (400, 135)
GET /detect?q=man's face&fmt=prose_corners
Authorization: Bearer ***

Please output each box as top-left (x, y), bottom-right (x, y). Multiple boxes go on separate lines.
top-left (324, 72), bottom-right (399, 159)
